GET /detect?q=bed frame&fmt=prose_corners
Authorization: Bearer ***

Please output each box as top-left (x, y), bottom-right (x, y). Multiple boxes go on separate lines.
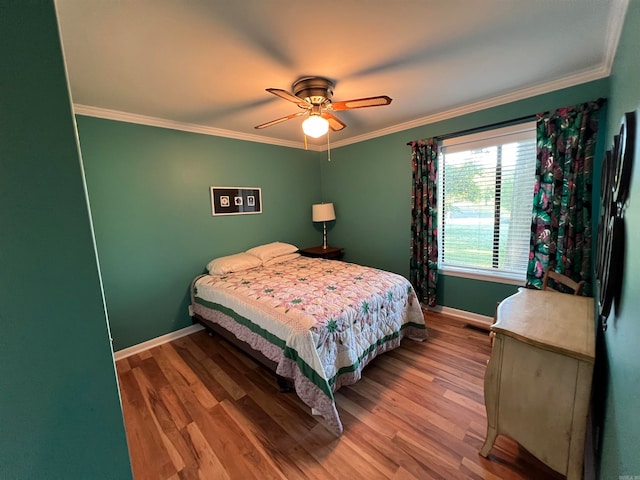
top-left (193, 313), bottom-right (294, 392)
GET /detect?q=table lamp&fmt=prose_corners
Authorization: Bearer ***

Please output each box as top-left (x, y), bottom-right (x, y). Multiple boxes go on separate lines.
top-left (312, 203), bottom-right (336, 249)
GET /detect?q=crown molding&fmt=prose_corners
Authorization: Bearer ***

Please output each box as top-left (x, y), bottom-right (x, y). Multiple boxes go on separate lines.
top-left (74, 62), bottom-right (608, 153)
top-left (329, 67), bottom-right (611, 149)
top-left (74, 56), bottom-right (617, 154)
top-left (603, 0), bottom-right (630, 74)
top-left (73, 104), bottom-right (325, 151)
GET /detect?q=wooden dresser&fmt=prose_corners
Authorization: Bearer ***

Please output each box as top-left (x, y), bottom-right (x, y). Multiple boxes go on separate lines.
top-left (480, 288), bottom-right (595, 480)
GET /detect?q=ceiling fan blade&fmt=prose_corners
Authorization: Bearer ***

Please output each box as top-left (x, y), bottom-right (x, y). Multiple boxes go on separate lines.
top-left (322, 112), bottom-right (346, 131)
top-left (254, 111), bottom-right (306, 129)
top-left (266, 88), bottom-right (310, 107)
top-left (330, 95), bottom-right (392, 111)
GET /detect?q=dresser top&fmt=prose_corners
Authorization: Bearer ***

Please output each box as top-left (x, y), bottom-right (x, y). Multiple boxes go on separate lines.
top-left (493, 288), bottom-right (595, 362)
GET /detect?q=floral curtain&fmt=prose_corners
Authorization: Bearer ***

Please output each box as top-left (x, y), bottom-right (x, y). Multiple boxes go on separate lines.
top-left (527, 101), bottom-right (603, 295)
top-left (409, 139), bottom-right (438, 306)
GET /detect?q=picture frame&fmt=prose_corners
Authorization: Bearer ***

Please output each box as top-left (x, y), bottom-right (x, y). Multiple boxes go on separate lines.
top-left (210, 186), bottom-right (262, 216)
top-left (596, 111), bottom-right (636, 331)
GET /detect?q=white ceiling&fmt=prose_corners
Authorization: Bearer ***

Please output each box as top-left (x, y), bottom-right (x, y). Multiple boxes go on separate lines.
top-left (55, 0), bottom-right (628, 151)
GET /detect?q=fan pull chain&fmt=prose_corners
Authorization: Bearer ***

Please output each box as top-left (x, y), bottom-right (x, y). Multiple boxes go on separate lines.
top-left (327, 128), bottom-right (331, 161)
top-left (304, 134), bottom-right (308, 150)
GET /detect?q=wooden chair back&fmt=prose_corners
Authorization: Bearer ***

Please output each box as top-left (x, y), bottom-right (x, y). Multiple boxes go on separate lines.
top-left (542, 267), bottom-right (585, 295)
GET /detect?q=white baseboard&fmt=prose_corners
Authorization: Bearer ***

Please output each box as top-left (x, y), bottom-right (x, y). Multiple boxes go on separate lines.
top-left (114, 324), bottom-right (204, 361)
top-left (425, 305), bottom-right (494, 329)
top-left (113, 305), bottom-right (492, 361)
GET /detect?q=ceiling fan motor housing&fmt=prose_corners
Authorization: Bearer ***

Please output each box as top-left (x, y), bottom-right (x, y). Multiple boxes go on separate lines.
top-left (293, 77), bottom-right (334, 106)
top-left (255, 76), bottom-right (390, 132)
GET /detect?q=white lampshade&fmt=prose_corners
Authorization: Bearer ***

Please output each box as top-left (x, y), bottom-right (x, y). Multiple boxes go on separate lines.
top-left (312, 203), bottom-right (336, 222)
top-left (302, 115), bottom-right (329, 138)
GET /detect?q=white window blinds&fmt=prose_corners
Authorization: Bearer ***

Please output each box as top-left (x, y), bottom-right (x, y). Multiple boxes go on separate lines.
top-left (438, 122), bottom-right (536, 282)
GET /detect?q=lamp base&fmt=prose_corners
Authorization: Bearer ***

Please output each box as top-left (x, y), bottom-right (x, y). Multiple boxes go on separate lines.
top-left (322, 222), bottom-right (328, 249)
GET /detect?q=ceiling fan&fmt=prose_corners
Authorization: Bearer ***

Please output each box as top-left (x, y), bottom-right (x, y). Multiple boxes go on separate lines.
top-left (254, 76), bottom-right (392, 138)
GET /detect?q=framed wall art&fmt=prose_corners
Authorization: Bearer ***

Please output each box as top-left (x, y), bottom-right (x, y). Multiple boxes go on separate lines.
top-left (210, 186), bottom-right (262, 216)
top-left (596, 110), bottom-right (636, 331)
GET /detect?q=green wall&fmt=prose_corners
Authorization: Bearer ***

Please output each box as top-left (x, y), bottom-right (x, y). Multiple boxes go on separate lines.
top-left (0, 2), bottom-right (132, 478)
top-left (321, 79), bottom-right (609, 317)
top-left (598, 1), bottom-right (640, 476)
top-left (76, 117), bottom-right (323, 350)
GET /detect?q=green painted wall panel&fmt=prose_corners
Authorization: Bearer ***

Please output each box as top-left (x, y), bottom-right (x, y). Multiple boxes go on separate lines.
top-left (76, 117), bottom-right (323, 349)
top-left (322, 79), bottom-right (609, 316)
top-left (319, 136), bottom-right (414, 275)
top-left (437, 276), bottom-right (519, 317)
top-left (598, 1), bottom-right (640, 476)
top-left (0, 2), bottom-right (132, 478)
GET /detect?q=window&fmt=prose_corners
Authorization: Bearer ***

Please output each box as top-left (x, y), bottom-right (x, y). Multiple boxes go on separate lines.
top-left (438, 122), bottom-right (536, 284)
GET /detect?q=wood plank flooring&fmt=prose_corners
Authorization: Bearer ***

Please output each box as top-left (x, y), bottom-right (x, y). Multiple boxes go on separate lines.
top-left (116, 312), bottom-right (563, 479)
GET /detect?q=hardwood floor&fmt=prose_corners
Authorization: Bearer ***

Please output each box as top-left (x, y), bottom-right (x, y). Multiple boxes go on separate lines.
top-left (116, 312), bottom-right (563, 479)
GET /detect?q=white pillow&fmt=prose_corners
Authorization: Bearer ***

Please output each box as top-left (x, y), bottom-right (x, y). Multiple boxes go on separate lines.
top-left (206, 252), bottom-right (262, 275)
top-left (263, 252), bottom-right (300, 266)
top-left (245, 242), bottom-right (299, 262)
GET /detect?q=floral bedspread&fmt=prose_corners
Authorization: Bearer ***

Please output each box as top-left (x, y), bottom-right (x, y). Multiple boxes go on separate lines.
top-left (191, 256), bottom-right (427, 434)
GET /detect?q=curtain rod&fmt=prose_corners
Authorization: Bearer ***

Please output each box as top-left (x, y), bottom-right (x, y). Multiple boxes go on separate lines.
top-left (407, 98), bottom-right (607, 146)
top-left (406, 113), bottom-right (539, 146)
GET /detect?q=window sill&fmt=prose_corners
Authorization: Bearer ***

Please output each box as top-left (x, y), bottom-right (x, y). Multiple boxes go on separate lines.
top-left (439, 266), bottom-right (526, 286)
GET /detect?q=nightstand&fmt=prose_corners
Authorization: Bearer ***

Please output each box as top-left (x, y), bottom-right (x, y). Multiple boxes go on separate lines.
top-left (298, 246), bottom-right (344, 260)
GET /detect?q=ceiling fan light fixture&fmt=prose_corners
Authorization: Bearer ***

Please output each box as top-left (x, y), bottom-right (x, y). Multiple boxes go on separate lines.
top-left (302, 115), bottom-right (329, 138)
top-left (255, 76), bottom-right (391, 137)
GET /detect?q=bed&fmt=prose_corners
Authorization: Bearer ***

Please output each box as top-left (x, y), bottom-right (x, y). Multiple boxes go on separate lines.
top-left (189, 242), bottom-right (427, 435)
